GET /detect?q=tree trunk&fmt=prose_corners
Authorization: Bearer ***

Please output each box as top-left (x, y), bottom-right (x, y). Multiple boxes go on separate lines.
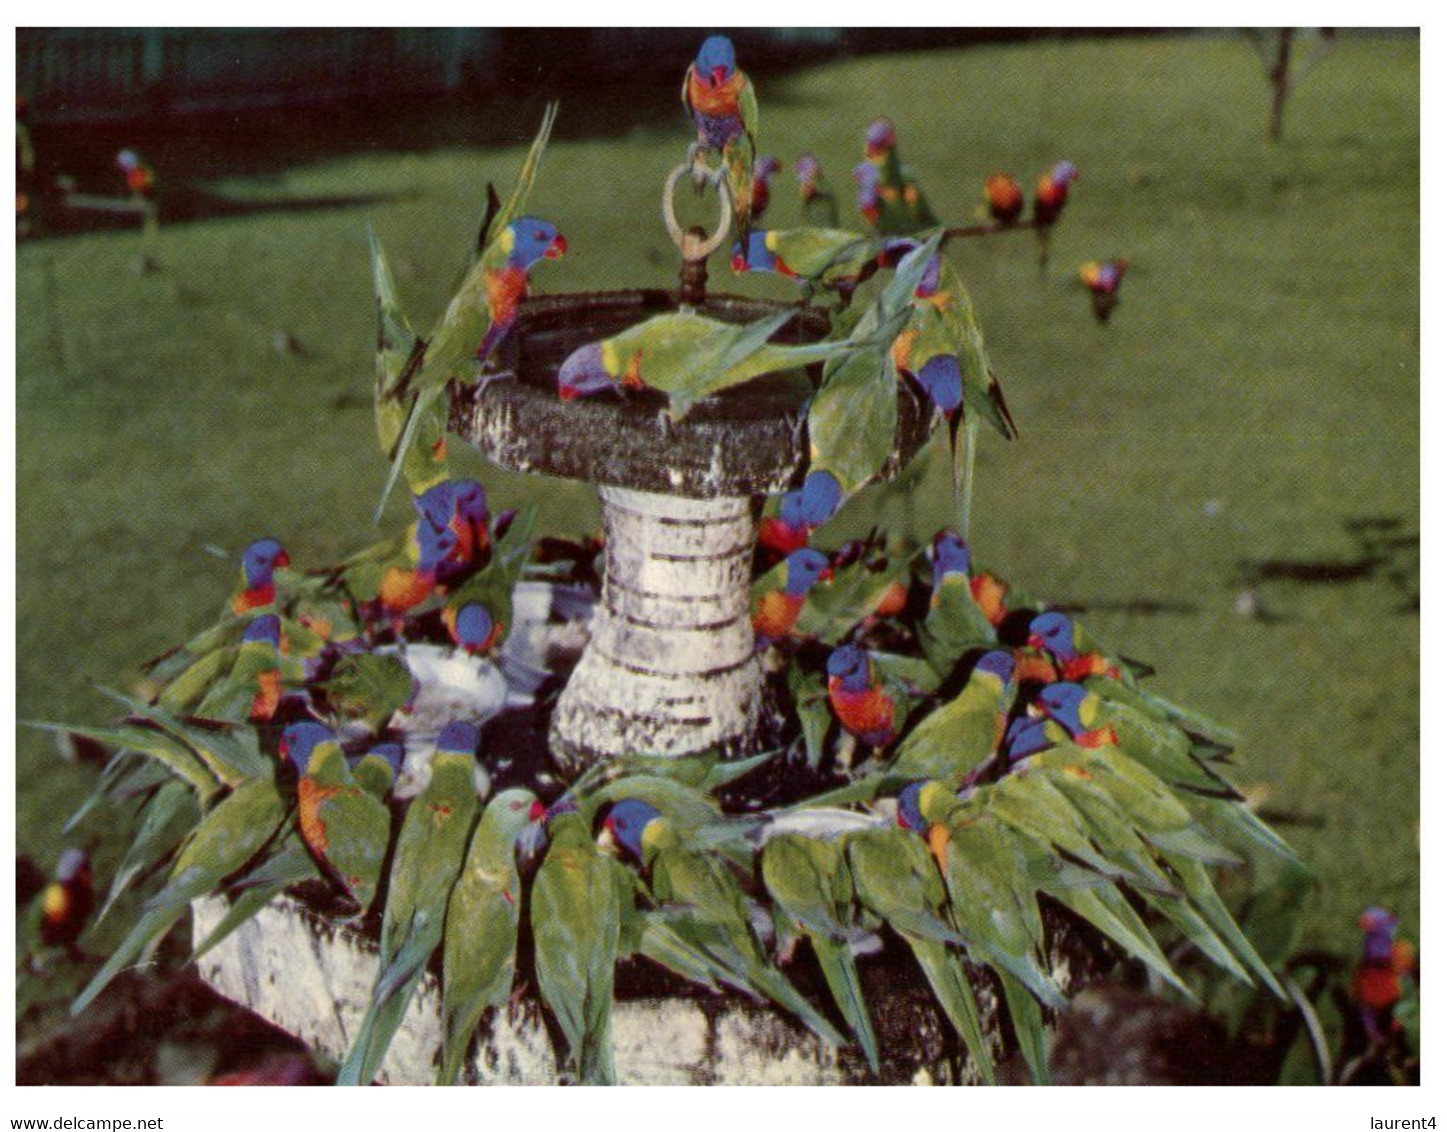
top-left (1268, 28), bottom-right (1294, 142)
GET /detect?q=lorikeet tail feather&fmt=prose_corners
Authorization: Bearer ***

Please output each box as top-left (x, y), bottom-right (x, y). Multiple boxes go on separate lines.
top-left (813, 936), bottom-right (879, 1074)
top-left (908, 938), bottom-right (996, 1085)
top-left (1000, 972), bottom-right (1052, 1085)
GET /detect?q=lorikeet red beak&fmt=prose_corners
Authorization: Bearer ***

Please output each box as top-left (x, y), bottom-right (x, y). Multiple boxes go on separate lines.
top-left (711, 64), bottom-right (729, 86)
top-left (544, 234), bottom-right (567, 259)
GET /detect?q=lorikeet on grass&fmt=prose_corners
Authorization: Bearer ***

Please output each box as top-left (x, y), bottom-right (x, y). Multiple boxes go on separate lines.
top-left (39, 848), bottom-right (94, 953)
top-left (984, 173), bottom-right (1024, 224)
top-left (795, 153), bottom-right (839, 227)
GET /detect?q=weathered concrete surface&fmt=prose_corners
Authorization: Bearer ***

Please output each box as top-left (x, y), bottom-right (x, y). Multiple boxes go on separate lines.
top-left (549, 487), bottom-right (764, 773)
top-left (194, 893), bottom-right (1098, 1085)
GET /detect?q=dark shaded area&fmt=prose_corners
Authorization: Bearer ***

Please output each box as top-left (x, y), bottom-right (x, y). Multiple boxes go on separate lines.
top-left (24, 184), bottom-right (417, 239)
top-left (1236, 516), bottom-right (1418, 613)
top-left (16, 967), bottom-right (316, 1085)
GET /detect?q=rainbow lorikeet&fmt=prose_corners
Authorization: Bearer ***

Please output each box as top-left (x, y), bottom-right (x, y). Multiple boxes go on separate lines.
top-left (682, 35), bottom-right (760, 241)
top-left (760, 831), bottom-right (880, 1073)
top-left (845, 825), bottom-right (994, 1082)
top-left (437, 503), bottom-right (536, 656)
top-left (1080, 258), bottom-right (1129, 324)
top-left (193, 613), bottom-right (288, 724)
top-left (436, 788), bottom-right (544, 1085)
top-left (414, 478), bottom-right (491, 584)
top-left (72, 774), bottom-right (288, 1016)
top-left (231, 538), bottom-right (290, 615)
top-left (372, 105), bottom-right (562, 509)
top-left (555, 307), bottom-right (855, 419)
top-left (757, 490), bottom-right (812, 563)
top-left (804, 235), bottom-right (944, 513)
top-left (826, 644), bottom-right (898, 750)
top-left (857, 118), bottom-right (936, 234)
top-left (39, 849), bottom-right (94, 954)
top-left (352, 742), bottom-right (405, 799)
top-left (751, 547), bottom-right (833, 643)
top-left (531, 807), bottom-right (624, 1084)
top-left (282, 721), bottom-right (391, 916)
top-left (1033, 160), bottom-right (1080, 226)
top-left (750, 154), bottom-right (781, 223)
top-left (795, 153), bottom-right (839, 228)
top-left (1027, 611), bottom-right (1123, 682)
top-left (603, 799), bottom-right (847, 1049)
top-left (1352, 907), bottom-right (1417, 1044)
top-left (1033, 160), bottom-right (1079, 271)
top-left (1034, 682), bottom-right (1234, 796)
top-left (337, 721), bottom-right (482, 1086)
top-left (731, 227), bottom-right (882, 301)
top-left (919, 531), bottom-right (1000, 673)
top-left (898, 784), bottom-right (1066, 1083)
top-left (891, 650), bottom-right (1017, 784)
top-left (984, 173), bottom-right (1024, 224)
top-left (116, 148), bottom-right (155, 198)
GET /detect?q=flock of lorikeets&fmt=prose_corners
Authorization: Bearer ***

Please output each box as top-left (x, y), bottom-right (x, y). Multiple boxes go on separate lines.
top-left (31, 35), bottom-right (1392, 1087)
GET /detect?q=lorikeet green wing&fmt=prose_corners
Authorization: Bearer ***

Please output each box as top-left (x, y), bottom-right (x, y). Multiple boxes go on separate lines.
top-left (437, 788), bottom-right (539, 1085)
top-left (72, 776), bottom-right (288, 1015)
top-left (760, 832), bottom-right (879, 1073)
top-left (531, 812), bottom-right (622, 1084)
top-left (336, 749), bottom-right (479, 1085)
top-left (846, 826), bottom-right (993, 1082)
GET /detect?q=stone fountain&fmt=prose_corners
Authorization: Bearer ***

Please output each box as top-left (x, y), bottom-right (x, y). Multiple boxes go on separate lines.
top-left (192, 161), bottom-right (1090, 1087)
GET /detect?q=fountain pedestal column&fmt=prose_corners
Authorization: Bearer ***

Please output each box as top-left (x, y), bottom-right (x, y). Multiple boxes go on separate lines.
top-left (550, 487), bottom-right (761, 770)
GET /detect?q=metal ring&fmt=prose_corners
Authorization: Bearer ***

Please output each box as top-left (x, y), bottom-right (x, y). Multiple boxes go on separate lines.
top-left (661, 163), bottom-right (732, 261)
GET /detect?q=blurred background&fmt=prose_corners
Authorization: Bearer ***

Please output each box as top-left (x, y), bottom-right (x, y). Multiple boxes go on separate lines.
top-left (15, 28), bottom-right (1417, 1083)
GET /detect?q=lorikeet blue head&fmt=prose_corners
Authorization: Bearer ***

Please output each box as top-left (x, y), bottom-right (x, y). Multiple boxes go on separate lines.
top-left (604, 798), bottom-right (663, 861)
top-left (241, 614), bottom-right (281, 647)
top-left (1361, 907), bottom-right (1399, 963)
top-left (931, 530), bottom-right (972, 586)
top-left (1005, 716), bottom-right (1054, 762)
top-left (864, 118), bottom-right (897, 159)
top-left (366, 742), bottom-right (405, 774)
top-left (415, 479), bottom-right (488, 531)
top-left (1036, 682), bottom-right (1089, 732)
top-left (896, 781), bottom-right (928, 833)
top-left (1027, 611), bottom-right (1076, 660)
top-left (782, 548), bottom-right (833, 595)
top-left (413, 522), bottom-right (459, 574)
top-left (240, 538), bottom-right (289, 588)
top-left (779, 490), bottom-right (808, 529)
top-left (279, 721), bottom-right (335, 772)
top-left (557, 341), bottom-right (616, 402)
top-left (796, 154), bottom-right (822, 193)
top-left (505, 218), bottom-right (567, 270)
top-left (448, 603), bottom-right (496, 653)
top-left (732, 230), bottom-right (778, 273)
top-left (55, 848), bottom-right (90, 884)
top-left (853, 162), bottom-right (880, 211)
top-left (799, 470), bottom-right (843, 527)
top-left (826, 644), bottom-right (872, 692)
top-left (754, 155), bottom-right (781, 181)
top-left (1051, 160), bottom-right (1080, 188)
top-left (975, 649), bottom-right (1016, 687)
top-left (116, 148), bottom-right (140, 172)
top-left (436, 720), bottom-right (480, 758)
top-left (915, 354), bottom-right (962, 415)
top-left (695, 35), bottom-right (737, 86)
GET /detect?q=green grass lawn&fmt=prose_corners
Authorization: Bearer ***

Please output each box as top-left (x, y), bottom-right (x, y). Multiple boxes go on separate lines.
top-left (17, 31), bottom-right (1417, 971)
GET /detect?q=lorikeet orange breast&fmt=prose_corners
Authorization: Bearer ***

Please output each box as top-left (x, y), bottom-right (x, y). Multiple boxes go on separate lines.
top-left (828, 680), bottom-right (896, 747)
top-left (753, 590), bottom-right (805, 640)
